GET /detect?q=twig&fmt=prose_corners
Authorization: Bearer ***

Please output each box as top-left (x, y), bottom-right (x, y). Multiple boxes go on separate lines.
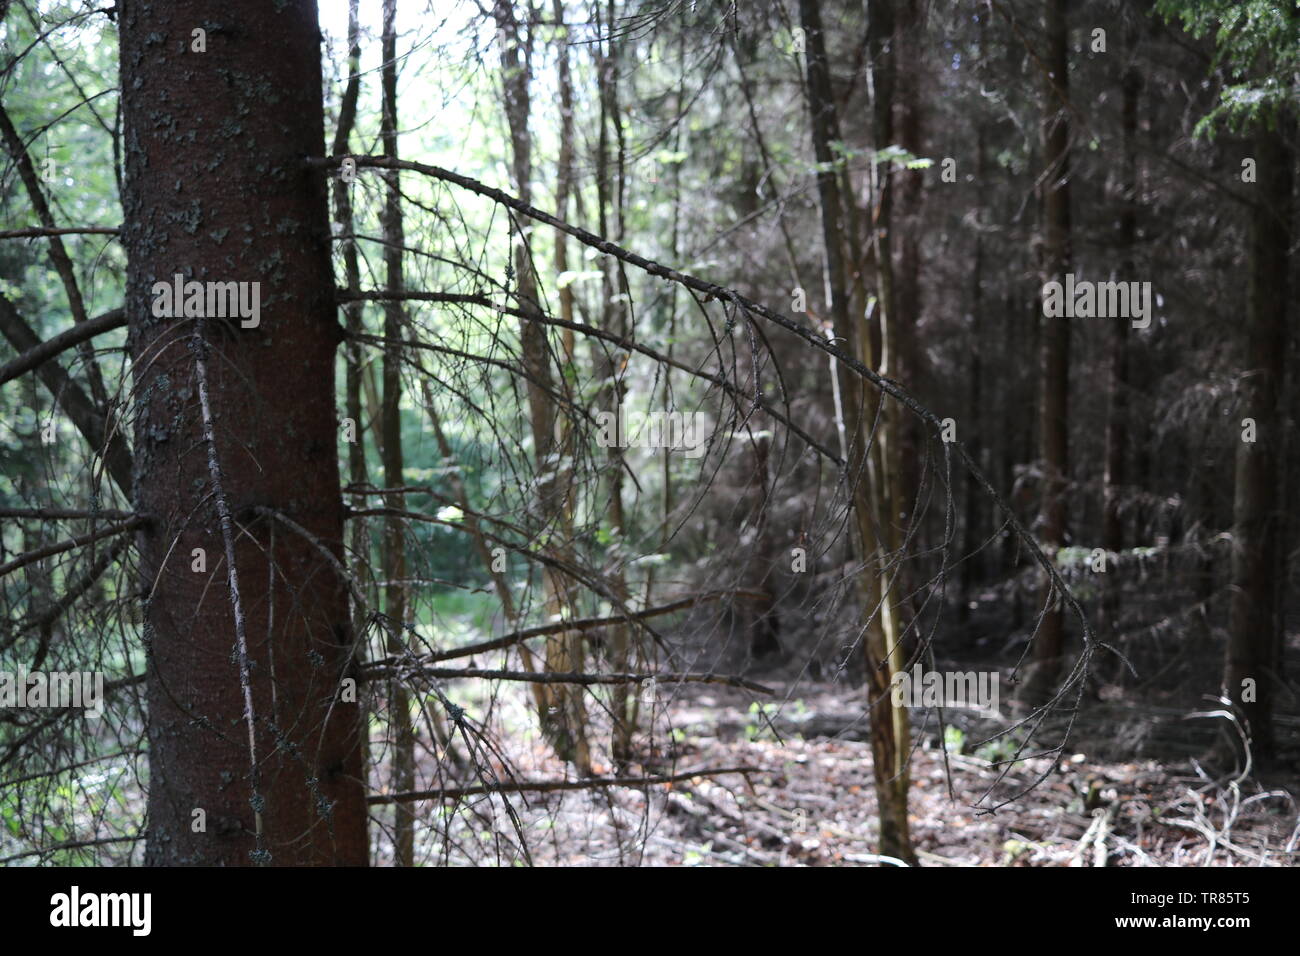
top-left (190, 329), bottom-right (264, 857)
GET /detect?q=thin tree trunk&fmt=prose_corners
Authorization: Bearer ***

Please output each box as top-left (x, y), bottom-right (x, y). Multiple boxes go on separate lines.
top-left (595, 0), bottom-right (634, 770)
top-left (380, 0), bottom-right (416, 866)
top-left (801, 0), bottom-right (914, 865)
top-left (1101, 62), bottom-right (1139, 637)
top-left (1027, 0), bottom-right (1072, 702)
top-left (1224, 118), bottom-right (1293, 763)
top-left (331, 0), bottom-right (373, 796)
top-left (496, 0), bottom-right (591, 772)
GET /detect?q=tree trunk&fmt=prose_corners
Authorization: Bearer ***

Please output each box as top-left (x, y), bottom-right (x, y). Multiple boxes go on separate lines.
top-left (1027, 0), bottom-right (1072, 702)
top-left (1101, 62), bottom-right (1139, 639)
top-left (800, 0), bottom-right (914, 865)
top-left (120, 0), bottom-right (368, 865)
top-left (1224, 119), bottom-right (1293, 763)
top-left (379, 0), bottom-right (416, 866)
top-left (495, 0), bottom-right (592, 772)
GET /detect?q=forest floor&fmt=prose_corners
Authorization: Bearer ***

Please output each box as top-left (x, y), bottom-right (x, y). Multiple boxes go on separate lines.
top-left (434, 683), bottom-right (1300, 867)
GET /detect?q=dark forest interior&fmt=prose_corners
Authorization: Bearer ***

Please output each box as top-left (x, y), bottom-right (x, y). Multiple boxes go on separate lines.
top-left (0, 0), bottom-right (1297, 873)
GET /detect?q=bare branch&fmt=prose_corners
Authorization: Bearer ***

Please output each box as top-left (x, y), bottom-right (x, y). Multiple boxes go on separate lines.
top-left (367, 766), bottom-right (761, 805)
top-left (0, 516), bottom-right (142, 579)
top-left (361, 666), bottom-right (774, 694)
top-left (0, 308), bottom-right (124, 387)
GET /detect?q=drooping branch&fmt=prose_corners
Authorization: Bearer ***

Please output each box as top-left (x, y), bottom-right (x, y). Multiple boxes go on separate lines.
top-left (340, 504), bottom-right (676, 655)
top-left (312, 154), bottom-right (1096, 686)
top-left (1, 535), bottom-right (130, 657)
top-left (345, 297), bottom-right (842, 464)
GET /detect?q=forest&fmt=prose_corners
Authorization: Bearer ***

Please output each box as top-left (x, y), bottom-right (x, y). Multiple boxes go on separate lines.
top-left (0, 0), bottom-right (1296, 876)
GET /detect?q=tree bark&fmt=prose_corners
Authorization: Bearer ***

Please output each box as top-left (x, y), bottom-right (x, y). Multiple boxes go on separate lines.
top-left (379, 0), bottom-right (416, 865)
top-left (1101, 62), bottom-right (1139, 641)
top-left (120, 0), bottom-right (368, 865)
top-left (495, 0), bottom-right (591, 772)
top-left (1224, 119), bottom-right (1293, 763)
top-left (1027, 0), bottom-right (1072, 702)
top-left (801, 0), bottom-right (914, 865)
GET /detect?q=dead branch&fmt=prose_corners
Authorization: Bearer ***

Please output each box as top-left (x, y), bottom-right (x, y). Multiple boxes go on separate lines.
top-left (367, 766), bottom-right (761, 805)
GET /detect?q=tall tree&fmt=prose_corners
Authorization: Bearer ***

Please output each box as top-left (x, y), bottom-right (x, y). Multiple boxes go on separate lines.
top-left (379, 0), bottom-right (417, 865)
top-left (800, 0), bottom-right (914, 864)
top-left (494, 0), bottom-right (592, 772)
top-left (1027, 0), bottom-right (1072, 701)
top-left (119, 0), bottom-right (368, 865)
top-left (1224, 117), bottom-right (1292, 762)
top-left (1157, 0), bottom-right (1298, 764)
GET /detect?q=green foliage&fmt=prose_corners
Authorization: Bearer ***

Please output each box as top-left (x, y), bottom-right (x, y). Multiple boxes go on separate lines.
top-left (1155, 0), bottom-right (1300, 135)
top-left (745, 700), bottom-right (779, 740)
top-left (974, 729), bottom-right (1028, 765)
top-left (944, 725), bottom-right (965, 754)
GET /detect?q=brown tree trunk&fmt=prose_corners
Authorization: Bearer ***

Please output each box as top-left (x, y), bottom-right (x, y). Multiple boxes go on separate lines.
top-left (1224, 119), bottom-right (1293, 763)
top-left (960, 122), bottom-right (986, 621)
top-left (1027, 0), bottom-right (1072, 702)
top-left (594, 0), bottom-right (634, 770)
top-left (800, 0), bottom-right (914, 865)
top-left (1101, 63), bottom-right (1139, 640)
top-left (495, 0), bottom-right (591, 772)
top-left (379, 0), bottom-right (416, 866)
top-left (121, 0), bottom-right (368, 865)
top-left (892, 0), bottom-right (926, 630)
